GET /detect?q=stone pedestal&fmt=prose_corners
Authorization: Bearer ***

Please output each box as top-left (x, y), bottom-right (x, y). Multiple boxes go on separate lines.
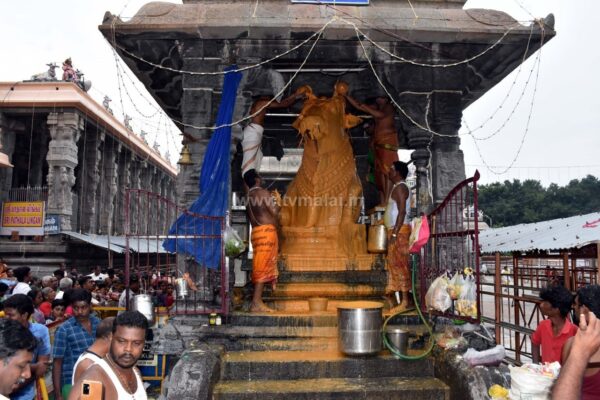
top-left (46, 112), bottom-right (82, 231)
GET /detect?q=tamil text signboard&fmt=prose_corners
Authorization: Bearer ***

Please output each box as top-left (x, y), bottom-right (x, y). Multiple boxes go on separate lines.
top-left (291, 0), bottom-right (369, 5)
top-left (44, 214), bottom-right (61, 235)
top-left (1, 201), bottom-right (45, 236)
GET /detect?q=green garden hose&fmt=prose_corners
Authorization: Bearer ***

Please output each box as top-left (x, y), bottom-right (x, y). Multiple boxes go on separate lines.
top-left (382, 254), bottom-right (435, 360)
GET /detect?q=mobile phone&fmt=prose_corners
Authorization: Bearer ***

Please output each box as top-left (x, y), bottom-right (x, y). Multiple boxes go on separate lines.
top-left (81, 380), bottom-right (103, 400)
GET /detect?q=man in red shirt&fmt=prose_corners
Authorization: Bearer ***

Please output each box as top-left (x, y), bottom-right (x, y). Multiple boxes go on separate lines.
top-left (532, 285), bottom-right (578, 364)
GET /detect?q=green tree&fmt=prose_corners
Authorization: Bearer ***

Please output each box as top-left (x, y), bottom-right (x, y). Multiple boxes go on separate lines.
top-left (478, 175), bottom-right (600, 227)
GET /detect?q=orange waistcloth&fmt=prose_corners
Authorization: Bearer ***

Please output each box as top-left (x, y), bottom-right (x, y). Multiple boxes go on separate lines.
top-left (374, 143), bottom-right (399, 191)
top-left (251, 224), bottom-right (279, 284)
top-left (386, 225), bottom-right (412, 293)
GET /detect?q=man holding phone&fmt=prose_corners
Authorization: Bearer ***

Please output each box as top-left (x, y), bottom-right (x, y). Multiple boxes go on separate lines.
top-left (70, 311), bottom-right (148, 400)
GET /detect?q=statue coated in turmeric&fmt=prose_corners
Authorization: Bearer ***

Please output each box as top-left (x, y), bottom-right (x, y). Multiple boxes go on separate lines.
top-left (280, 83), bottom-right (371, 268)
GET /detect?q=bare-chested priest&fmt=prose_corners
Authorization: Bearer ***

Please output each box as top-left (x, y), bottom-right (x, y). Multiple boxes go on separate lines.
top-left (241, 91), bottom-right (306, 176)
top-left (243, 169), bottom-right (281, 313)
top-left (343, 94), bottom-right (399, 206)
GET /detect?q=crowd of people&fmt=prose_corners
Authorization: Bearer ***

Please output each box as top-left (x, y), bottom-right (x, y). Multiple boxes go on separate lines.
top-left (0, 262), bottom-right (177, 399)
top-left (526, 283), bottom-right (600, 399)
top-left (0, 263), bottom-right (176, 328)
top-left (0, 289), bottom-right (149, 400)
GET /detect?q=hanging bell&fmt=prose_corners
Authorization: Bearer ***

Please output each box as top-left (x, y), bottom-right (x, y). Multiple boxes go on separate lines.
top-left (177, 145), bottom-right (193, 166)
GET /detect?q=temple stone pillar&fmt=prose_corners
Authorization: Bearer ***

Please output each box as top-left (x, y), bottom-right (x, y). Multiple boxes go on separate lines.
top-left (79, 129), bottom-right (104, 233)
top-left (46, 112), bottom-right (83, 231)
top-left (28, 120), bottom-right (49, 188)
top-left (159, 175), bottom-right (168, 233)
top-left (99, 138), bottom-right (119, 234)
top-left (430, 92), bottom-right (466, 204)
top-left (114, 148), bottom-right (130, 235)
top-left (399, 97), bottom-right (434, 214)
top-left (0, 113), bottom-right (20, 203)
top-left (129, 159), bottom-right (142, 234)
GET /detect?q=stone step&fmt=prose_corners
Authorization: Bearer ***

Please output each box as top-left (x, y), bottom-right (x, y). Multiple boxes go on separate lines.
top-left (267, 297), bottom-right (387, 313)
top-left (271, 282), bottom-right (385, 298)
top-left (220, 350), bottom-right (434, 381)
top-left (213, 376), bottom-right (449, 400)
top-left (281, 254), bottom-right (377, 271)
top-left (277, 270), bottom-right (387, 285)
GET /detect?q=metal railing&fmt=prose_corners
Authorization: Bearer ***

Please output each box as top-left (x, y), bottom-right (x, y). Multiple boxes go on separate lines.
top-left (419, 171), bottom-right (481, 323)
top-left (124, 189), bottom-right (229, 316)
top-left (480, 254), bottom-right (598, 364)
top-left (8, 186), bottom-right (48, 201)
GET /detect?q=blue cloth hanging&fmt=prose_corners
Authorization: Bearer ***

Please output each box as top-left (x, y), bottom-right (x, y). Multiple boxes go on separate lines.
top-left (163, 65), bottom-right (242, 268)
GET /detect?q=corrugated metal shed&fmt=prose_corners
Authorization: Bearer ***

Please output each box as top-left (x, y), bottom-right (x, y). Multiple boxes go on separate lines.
top-left (479, 212), bottom-right (600, 254)
top-left (63, 232), bottom-right (169, 254)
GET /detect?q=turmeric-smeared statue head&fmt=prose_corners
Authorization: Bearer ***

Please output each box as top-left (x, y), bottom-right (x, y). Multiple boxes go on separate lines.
top-left (296, 85), bottom-right (315, 100)
top-left (334, 81), bottom-right (349, 96)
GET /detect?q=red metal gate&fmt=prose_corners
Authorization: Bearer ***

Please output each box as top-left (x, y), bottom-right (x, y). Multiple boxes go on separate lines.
top-left (124, 189), bottom-right (229, 316)
top-left (419, 171), bottom-right (481, 323)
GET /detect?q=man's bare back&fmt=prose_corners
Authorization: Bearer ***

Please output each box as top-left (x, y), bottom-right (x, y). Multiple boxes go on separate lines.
top-left (247, 187), bottom-right (278, 227)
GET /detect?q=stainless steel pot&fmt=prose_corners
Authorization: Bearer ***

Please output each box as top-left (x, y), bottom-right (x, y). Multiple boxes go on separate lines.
top-left (367, 224), bottom-right (387, 253)
top-left (385, 326), bottom-right (409, 355)
top-left (337, 301), bottom-right (383, 356)
top-left (131, 294), bottom-right (155, 324)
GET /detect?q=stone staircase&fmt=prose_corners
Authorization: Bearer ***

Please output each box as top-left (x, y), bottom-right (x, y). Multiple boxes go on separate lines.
top-left (205, 313), bottom-right (449, 400)
top-left (264, 268), bottom-right (389, 312)
top-left (213, 349), bottom-right (448, 399)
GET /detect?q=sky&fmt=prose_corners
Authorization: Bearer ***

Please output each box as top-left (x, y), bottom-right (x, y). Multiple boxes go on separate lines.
top-left (0, 0), bottom-right (598, 187)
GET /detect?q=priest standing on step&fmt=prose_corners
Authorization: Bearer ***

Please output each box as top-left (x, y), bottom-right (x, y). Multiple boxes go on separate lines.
top-left (241, 90), bottom-right (306, 176)
top-left (384, 161), bottom-right (412, 312)
top-left (244, 169), bottom-right (281, 313)
top-left (343, 94), bottom-right (399, 206)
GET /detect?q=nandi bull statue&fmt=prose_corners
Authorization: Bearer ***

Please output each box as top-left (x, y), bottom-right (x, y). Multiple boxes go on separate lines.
top-left (280, 82), bottom-right (370, 267)
top-left (30, 63), bottom-right (58, 81)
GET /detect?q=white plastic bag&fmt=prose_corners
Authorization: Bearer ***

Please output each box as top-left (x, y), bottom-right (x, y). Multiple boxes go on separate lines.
top-left (425, 275), bottom-right (452, 313)
top-left (509, 363), bottom-right (559, 400)
top-left (223, 225), bottom-right (246, 257)
top-left (456, 275), bottom-right (477, 318)
top-left (447, 271), bottom-right (464, 300)
top-left (463, 344), bottom-right (505, 367)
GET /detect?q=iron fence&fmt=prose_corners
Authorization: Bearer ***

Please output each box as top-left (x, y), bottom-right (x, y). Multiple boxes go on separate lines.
top-left (479, 254), bottom-right (598, 365)
top-left (8, 186), bottom-right (48, 201)
top-left (124, 189), bottom-right (229, 316)
top-left (419, 171), bottom-right (481, 323)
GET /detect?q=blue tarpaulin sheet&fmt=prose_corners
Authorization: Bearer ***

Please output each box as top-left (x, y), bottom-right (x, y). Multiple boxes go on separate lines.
top-left (163, 65), bottom-right (242, 268)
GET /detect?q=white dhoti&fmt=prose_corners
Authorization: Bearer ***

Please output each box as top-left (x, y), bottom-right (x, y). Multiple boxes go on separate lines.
top-left (242, 123), bottom-right (264, 176)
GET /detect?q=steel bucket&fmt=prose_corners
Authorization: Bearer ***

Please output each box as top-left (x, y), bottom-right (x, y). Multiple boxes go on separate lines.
top-left (337, 301), bottom-right (383, 356)
top-left (131, 294), bottom-right (155, 324)
top-left (385, 326), bottom-right (409, 355)
top-left (367, 224), bottom-right (387, 253)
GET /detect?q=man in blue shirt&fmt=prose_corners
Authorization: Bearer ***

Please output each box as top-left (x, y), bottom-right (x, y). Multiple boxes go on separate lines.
top-left (3, 294), bottom-right (51, 400)
top-left (52, 289), bottom-right (99, 400)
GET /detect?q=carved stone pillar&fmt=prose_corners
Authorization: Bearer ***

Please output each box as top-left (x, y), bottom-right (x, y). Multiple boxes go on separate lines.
top-left (114, 147), bottom-right (130, 235)
top-left (99, 137), bottom-right (119, 234)
top-left (140, 163), bottom-right (154, 235)
top-left (430, 92), bottom-right (466, 204)
top-left (129, 158), bottom-right (142, 234)
top-left (79, 129), bottom-right (104, 233)
top-left (398, 97), bottom-right (434, 214)
top-left (0, 113), bottom-right (20, 203)
top-left (46, 112), bottom-right (82, 231)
